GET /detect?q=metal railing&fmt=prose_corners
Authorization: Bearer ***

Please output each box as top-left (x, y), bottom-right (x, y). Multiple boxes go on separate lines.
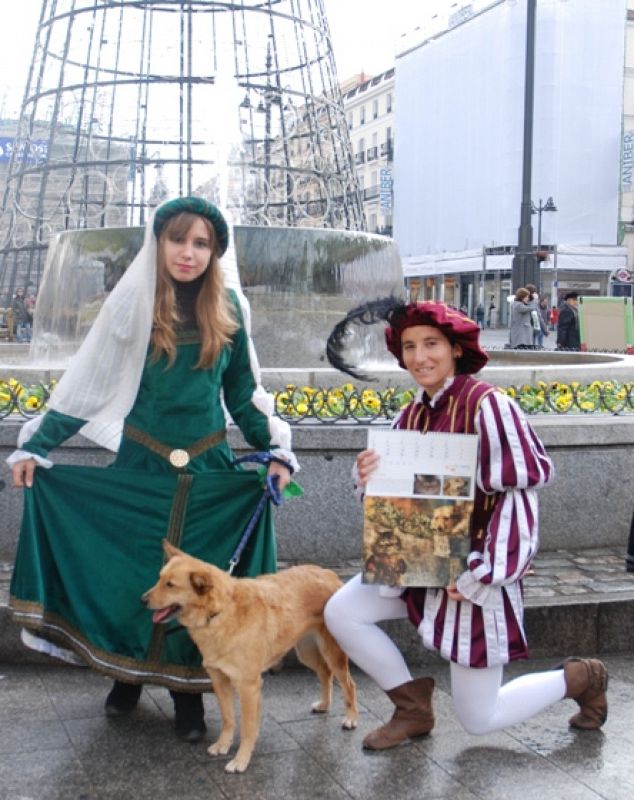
top-left (1, 379), bottom-right (633, 422)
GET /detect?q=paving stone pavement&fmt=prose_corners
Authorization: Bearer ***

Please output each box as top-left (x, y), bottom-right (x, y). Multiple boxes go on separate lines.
top-left (478, 326), bottom-right (558, 351)
top-left (0, 653), bottom-right (632, 800)
top-left (1, 545), bottom-right (633, 799)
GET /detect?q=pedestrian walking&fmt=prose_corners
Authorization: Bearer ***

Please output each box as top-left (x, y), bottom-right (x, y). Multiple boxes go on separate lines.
top-left (508, 287), bottom-right (534, 348)
top-left (324, 300), bottom-right (608, 750)
top-left (487, 299), bottom-right (496, 329)
top-left (557, 292), bottom-right (581, 350)
top-left (11, 286), bottom-right (32, 342)
top-left (534, 296), bottom-right (550, 349)
top-left (549, 304), bottom-right (559, 331)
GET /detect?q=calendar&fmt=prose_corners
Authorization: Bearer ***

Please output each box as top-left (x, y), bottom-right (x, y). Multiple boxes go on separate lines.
top-left (362, 430), bottom-right (478, 588)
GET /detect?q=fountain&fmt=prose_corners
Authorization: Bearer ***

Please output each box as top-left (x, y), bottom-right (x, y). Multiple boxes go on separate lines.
top-left (2, 222), bottom-right (401, 383)
top-left (6, 222), bottom-right (633, 389)
top-left (2, 222), bottom-right (634, 390)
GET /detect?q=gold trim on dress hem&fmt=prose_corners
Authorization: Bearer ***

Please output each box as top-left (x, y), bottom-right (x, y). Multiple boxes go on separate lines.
top-left (9, 599), bottom-right (212, 692)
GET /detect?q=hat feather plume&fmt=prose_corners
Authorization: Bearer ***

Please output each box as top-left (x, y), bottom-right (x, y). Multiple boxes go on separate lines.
top-left (325, 295), bottom-right (405, 381)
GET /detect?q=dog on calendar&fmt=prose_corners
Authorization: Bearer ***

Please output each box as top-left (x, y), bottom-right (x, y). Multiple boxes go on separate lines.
top-left (430, 501), bottom-right (471, 536)
top-left (142, 541), bottom-right (358, 773)
top-left (442, 476), bottom-right (470, 497)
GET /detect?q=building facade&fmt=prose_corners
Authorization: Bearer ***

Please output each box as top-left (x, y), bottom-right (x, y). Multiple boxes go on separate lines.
top-left (341, 70), bottom-right (395, 236)
top-left (0, 119), bottom-right (129, 304)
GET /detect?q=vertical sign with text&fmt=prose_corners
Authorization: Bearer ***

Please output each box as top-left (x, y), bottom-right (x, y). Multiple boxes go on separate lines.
top-left (380, 167), bottom-right (392, 211)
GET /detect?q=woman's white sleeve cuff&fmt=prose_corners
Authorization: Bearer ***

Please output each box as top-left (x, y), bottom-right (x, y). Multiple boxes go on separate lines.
top-left (270, 448), bottom-right (299, 474)
top-left (6, 449), bottom-right (53, 469)
top-left (456, 570), bottom-right (502, 610)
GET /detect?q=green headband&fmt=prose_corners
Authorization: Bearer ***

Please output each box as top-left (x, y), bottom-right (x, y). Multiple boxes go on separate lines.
top-left (153, 197), bottom-right (229, 256)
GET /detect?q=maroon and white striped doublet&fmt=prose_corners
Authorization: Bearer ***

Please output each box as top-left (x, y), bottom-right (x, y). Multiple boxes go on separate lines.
top-left (397, 375), bottom-right (555, 668)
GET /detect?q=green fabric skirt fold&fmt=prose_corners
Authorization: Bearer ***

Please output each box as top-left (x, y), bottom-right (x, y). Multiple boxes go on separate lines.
top-left (9, 464), bottom-right (277, 691)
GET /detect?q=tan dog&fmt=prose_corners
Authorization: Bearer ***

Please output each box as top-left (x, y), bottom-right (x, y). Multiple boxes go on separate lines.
top-left (443, 476), bottom-right (470, 497)
top-left (430, 503), bottom-right (470, 536)
top-left (142, 541), bottom-right (358, 773)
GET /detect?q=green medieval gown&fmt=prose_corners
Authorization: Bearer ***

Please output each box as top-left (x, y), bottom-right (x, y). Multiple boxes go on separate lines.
top-left (9, 291), bottom-right (281, 691)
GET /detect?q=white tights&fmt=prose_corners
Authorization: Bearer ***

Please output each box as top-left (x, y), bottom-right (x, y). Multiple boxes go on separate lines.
top-left (324, 574), bottom-right (567, 735)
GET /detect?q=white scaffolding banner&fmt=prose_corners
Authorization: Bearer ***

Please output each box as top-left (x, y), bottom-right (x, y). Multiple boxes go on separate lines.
top-left (394, 0), bottom-right (626, 260)
top-left (554, 244), bottom-right (628, 272)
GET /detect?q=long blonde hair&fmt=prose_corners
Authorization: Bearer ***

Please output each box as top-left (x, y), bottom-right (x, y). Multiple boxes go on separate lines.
top-left (151, 212), bottom-right (238, 368)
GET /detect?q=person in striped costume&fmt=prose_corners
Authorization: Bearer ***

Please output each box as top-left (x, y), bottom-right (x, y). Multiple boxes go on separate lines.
top-left (325, 300), bottom-right (608, 750)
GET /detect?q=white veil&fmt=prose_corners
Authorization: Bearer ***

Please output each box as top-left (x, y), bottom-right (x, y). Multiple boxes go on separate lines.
top-left (37, 212), bottom-right (158, 451)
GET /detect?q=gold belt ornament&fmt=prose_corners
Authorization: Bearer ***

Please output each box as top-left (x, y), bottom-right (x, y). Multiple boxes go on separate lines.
top-left (123, 424), bottom-right (226, 469)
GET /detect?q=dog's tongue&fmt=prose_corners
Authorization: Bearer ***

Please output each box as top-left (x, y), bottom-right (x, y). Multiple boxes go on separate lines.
top-left (152, 606), bottom-right (176, 624)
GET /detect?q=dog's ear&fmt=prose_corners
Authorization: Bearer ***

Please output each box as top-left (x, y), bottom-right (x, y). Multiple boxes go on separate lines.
top-left (190, 571), bottom-right (212, 596)
top-left (163, 540), bottom-right (182, 559)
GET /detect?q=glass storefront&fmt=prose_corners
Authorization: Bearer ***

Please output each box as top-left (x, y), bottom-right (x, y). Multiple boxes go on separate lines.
top-left (405, 267), bottom-right (615, 330)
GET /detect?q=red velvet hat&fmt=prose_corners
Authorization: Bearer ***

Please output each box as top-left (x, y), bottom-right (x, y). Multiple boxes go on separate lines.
top-left (385, 301), bottom-right (488, 374)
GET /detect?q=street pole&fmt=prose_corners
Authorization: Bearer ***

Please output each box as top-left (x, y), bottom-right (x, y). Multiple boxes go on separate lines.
top-left (511, 0), bottom-right (539, 293)
top-left (533, 196), bottom-right (557, 251)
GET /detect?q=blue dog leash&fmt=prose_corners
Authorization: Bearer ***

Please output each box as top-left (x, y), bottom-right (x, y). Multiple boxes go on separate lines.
top-left (227, 452), bottom-right (289, 575)
top-left (161, 452), bottom-right (291, 637)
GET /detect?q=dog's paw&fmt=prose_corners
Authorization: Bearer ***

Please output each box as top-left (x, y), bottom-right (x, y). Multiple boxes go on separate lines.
top-left (310, 700), bottom-right (329, 714)
top-left (225, 756), bottom-right (250, 773)
top-left (342, 716), bottom-right (358, 730)
top-left (208, 739), bottom-right (232, 757)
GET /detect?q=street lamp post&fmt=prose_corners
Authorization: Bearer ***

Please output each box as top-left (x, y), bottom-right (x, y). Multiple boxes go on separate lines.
top-left (532, 196), bottom-right (557, 250)
top-left (511, 0), bottom-right (538, 293)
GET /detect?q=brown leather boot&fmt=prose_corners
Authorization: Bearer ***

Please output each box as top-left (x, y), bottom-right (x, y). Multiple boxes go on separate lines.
top-left (363, 677), bottom-right (435, 750)
top-left (562, 657), bottom-right (608, 730)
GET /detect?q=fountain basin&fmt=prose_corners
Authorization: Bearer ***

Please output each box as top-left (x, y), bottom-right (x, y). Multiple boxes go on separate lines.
top-left (2, 222), bottom-right (633, 388)
top-left (259, 349), bottom-right (634, 392)
top-left (3, 344), bottom-right (634, 390)
top-left (23, 224), bottom-right (404, 371)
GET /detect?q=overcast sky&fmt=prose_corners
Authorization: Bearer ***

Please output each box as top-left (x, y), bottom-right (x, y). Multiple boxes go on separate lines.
top-left (0, 1), bottom-right (433, 116)
top-left (324, 0), bottom-right (428, 78)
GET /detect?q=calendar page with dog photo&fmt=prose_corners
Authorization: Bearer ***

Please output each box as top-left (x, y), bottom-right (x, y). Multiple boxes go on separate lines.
top-left (362, 429), bottom-right (478, 588)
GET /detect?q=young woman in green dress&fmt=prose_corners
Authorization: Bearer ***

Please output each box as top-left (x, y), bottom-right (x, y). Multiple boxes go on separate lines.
top-left (8, 197), bottom-right (296, 743)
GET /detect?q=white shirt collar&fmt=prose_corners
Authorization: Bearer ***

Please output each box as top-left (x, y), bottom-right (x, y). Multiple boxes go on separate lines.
top-left (415, 375), bottom-right (456, 408)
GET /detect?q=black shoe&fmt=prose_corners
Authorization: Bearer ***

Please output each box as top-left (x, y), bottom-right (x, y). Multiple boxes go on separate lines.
top-left (170, 691), bottom-right (206, 743)
top-left (105, 680), bottom-right (142, 717)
